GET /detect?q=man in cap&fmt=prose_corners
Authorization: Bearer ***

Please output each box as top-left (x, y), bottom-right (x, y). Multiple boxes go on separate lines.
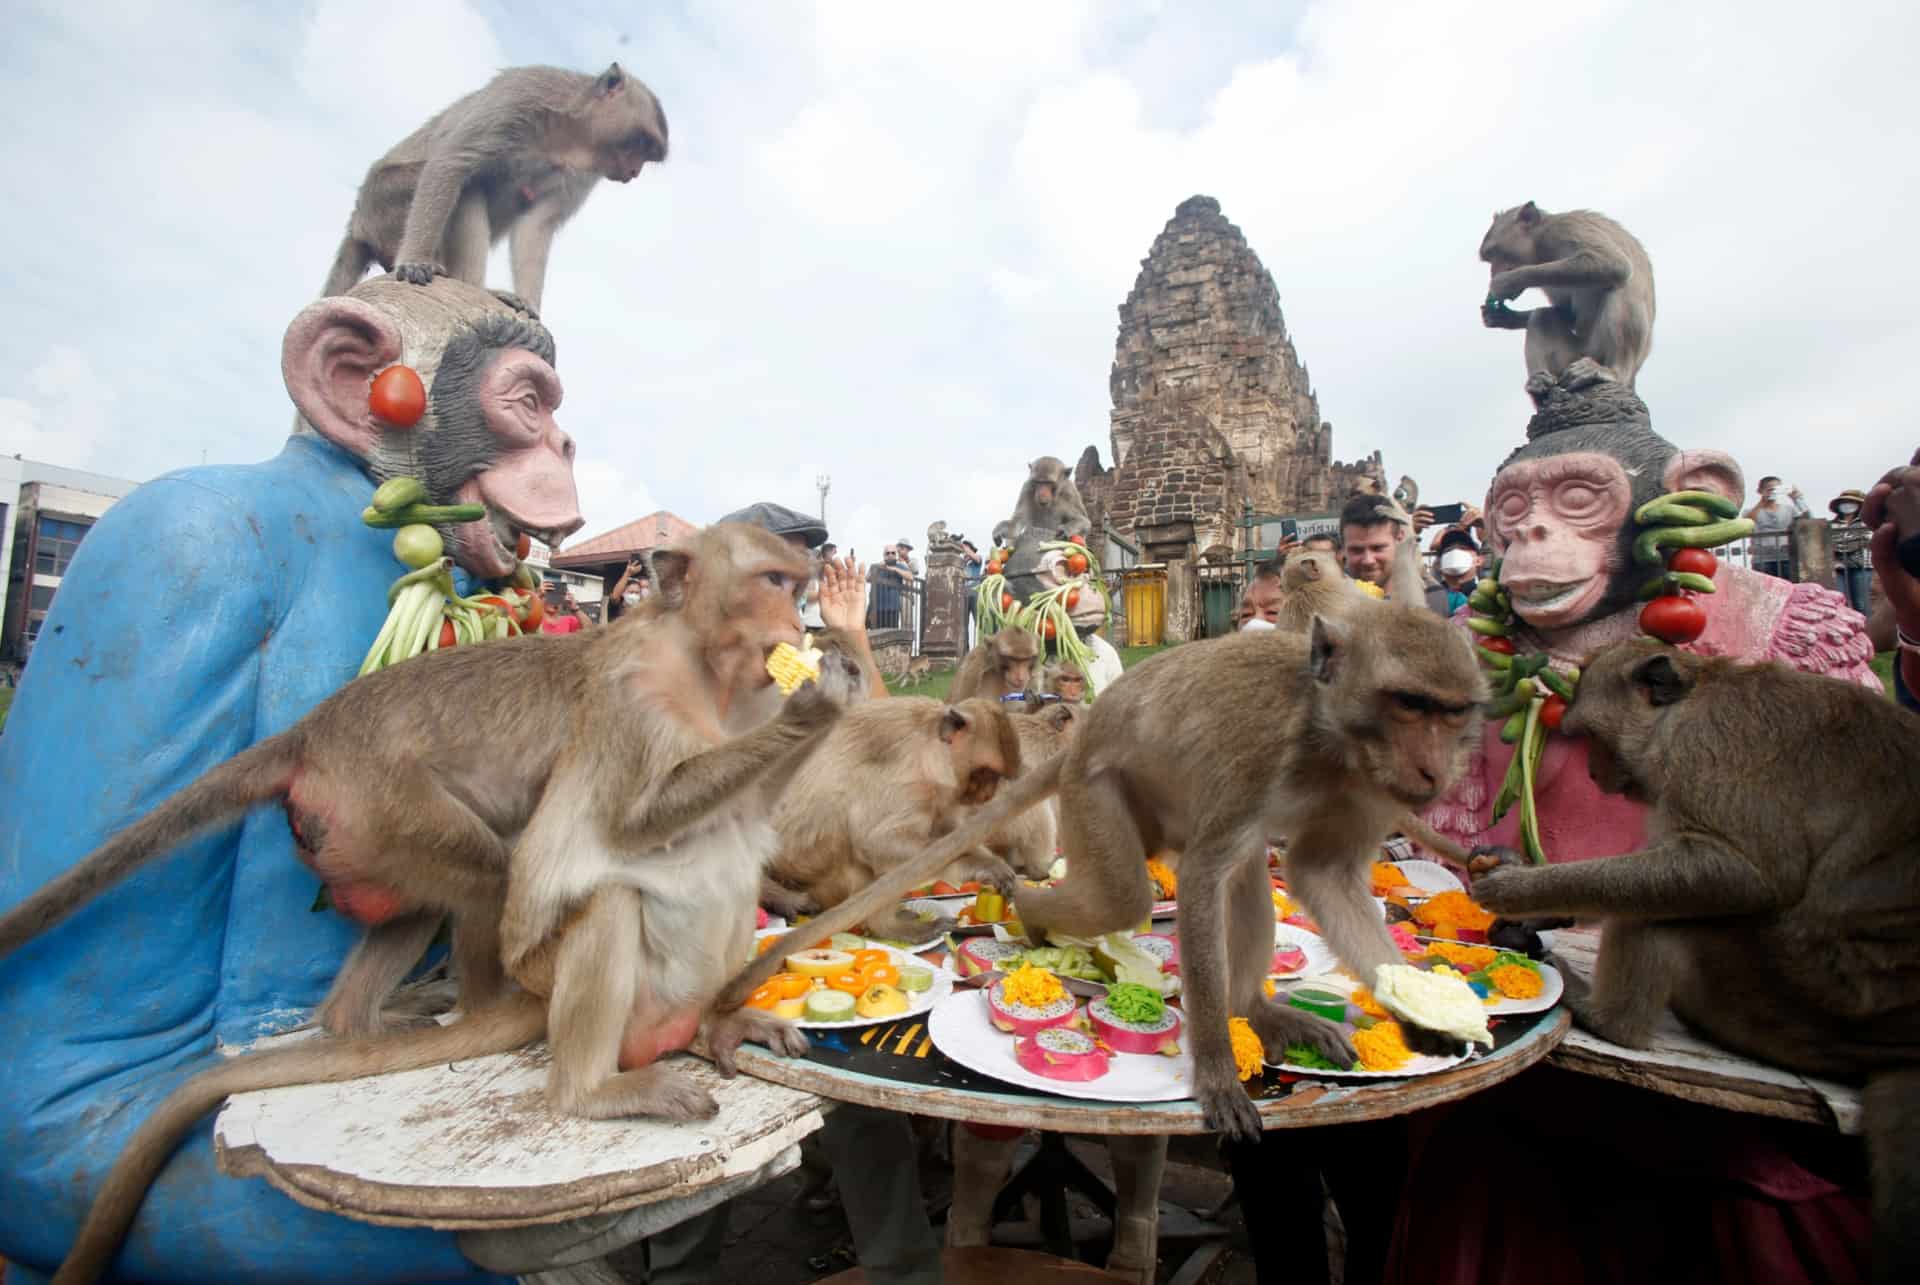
top-left (717, 500), bottom-right (886, 696)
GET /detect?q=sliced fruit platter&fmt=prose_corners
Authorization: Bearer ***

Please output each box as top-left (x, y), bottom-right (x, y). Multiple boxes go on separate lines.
top-left (927, 963), bottom-right (1197, 1103)
top-left (946, 929), bottom-right (1181, 1000)
top-left (745, 931), bottom-right (954, 1030)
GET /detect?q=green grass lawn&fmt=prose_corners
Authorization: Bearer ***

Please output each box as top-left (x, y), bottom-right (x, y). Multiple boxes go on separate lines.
top-left (0, 687), bottom-right (11, 733)
top-left (1872, 650), bottom-right (1895, 697)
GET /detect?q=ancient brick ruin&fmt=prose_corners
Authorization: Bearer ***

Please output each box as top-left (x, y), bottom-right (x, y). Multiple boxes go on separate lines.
top-left (1077, 195), bottom-right (1385, 638)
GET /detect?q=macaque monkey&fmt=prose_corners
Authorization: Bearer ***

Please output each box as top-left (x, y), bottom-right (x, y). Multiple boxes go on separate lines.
top-left (1276, 548), bottom-right (1361, 633)
top-left (1008, 455), bottom-right (1093, 542)
top-left (0, 522), bottom-right (857, 1285)
top-left (985, 700), bottom-right (1079, 879)
top-left (1043, 659), bottom-right (1088, 704)
top-left (756, 697), bottom-right (1024, 940)
top-left (1473, 640), bottom-right (1920, 1284)
top-left (1479, 201), bottom-right (1655, 400)
top-left (950, 626), bottom-right (1041, 703)
top-left (322, 63), bottom-right (669, 313)
top-left (722, 595), bottom-right (1489, 1138)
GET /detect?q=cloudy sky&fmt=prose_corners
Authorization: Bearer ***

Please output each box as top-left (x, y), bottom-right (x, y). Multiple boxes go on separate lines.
top-left (2, 0), bottom-right (1915, 567)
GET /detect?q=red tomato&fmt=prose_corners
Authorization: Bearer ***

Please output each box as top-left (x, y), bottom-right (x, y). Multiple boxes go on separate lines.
top-left (1540, 694), bottom-right (1567, 731)
top-left (438, 618), bottom-right (457, 648)
top-left (1067, 534), bottom-right (1086, 546)
top-left (515, 532), bottom-right (531, 561)
top-left (1667, 547), bottom-right (1717, 578)
top-left (1042, 619), bottom-right (1057, 640)
top-left (1065, 588), bottom-right (1081, 608)
top-left (996, 547), bottom-right (1013, 563)
top-left (1001, 593), bottom-right (1015, 611)
top-left (1640, 594), bottom-right (1706, 644)
top-left (1064, 553), bottom-right (1089, 575)
top-left (369, 366), bottom-right (426, 428)
top-left (518, 590), bottom-right (547, 630)
top-left (1479, 637), bottom-right (1516, 655)
top-left (985, 560), bottom-right (1002, 576)
top-left (931, 880), bottom-right (960, 896)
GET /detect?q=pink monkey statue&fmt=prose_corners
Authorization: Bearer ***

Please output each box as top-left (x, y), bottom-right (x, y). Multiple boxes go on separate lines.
top-left (1421, 382), bottom-right (1877, 865)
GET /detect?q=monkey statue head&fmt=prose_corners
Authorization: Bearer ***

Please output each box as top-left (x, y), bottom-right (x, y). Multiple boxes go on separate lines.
top-left (1306, 603), bottom-right (1486, 809)
top-left (1559, 639), bottom-right (1704, 804)
top-left (1483, 385), bottom-right (1741, 634)
top-left (648, 521), bottom-right (812, 693)
top-left (576, 62), bottom-right (669, 184)
top-left (940, 698), bottom-right (1023, 806)
top-left (283, 276), bottom-right (585, 580)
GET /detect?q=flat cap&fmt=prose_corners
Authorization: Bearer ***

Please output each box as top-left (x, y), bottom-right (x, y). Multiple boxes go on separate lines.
top-left (717, 501), bottom-right (828, 548)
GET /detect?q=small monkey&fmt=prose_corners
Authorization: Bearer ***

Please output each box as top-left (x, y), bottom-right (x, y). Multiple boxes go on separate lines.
top-left (1474, 639), bottom-right (1920, 1284)
top-left (950, 626), bottom-right (1041, 703)
top-left (322, 64), bottom-right (669, 313)
top-left (1276, 547), bottom-right (1362, 633)
top-left (1043, 658), bottom-right (1088, 704)
top-left (1008, 455), bottom-right (1093, 543)
top-left (1479, 201), bottom-right (1655, 399)
top-left (722, 594), bottom-right (1490, 1138)
top-left (985, 700), bottom-right (1079, 879)
top-left (0, 522), bottom-right (855, 1284)
top-left (757, 697), bottom-right (1024, 940)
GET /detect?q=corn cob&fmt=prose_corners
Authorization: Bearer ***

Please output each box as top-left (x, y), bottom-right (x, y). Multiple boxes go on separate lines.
top-left (767, 638), bottom-right (822, 694)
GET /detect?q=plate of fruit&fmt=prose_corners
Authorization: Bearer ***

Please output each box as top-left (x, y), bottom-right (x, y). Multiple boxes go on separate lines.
top-left (745, 932), bottom-right (953, 1030)
top-left (947, 931), bottom-right (1182, 1000)
top-left (1268, 922), bottom-right (1336, 980)
top-left (904, 878), bottom-right (996, 902)
top-left (926, 964), bottom-right (1196, 1102)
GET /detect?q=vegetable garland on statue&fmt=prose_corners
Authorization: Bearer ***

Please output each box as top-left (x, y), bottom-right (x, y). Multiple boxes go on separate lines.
top-left (1467, 490), bottom-right (1753, 864)
top-left (976, 533), bottom-right (1112, 694)
top-left (356, 474), bottom-right (547, 675)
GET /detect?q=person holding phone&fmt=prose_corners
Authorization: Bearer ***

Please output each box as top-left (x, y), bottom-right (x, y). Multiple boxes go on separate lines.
top-left (539, 580), bottom-right (588, 634)
top-left (609, 554), bottom-right (650, 619)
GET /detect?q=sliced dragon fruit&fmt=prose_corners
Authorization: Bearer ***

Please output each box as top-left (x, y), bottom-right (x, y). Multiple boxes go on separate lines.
top-left (1130, 932), bottom-right (1180, 974)
top-left (986, 979), bottom-right (1080, 1037)
top-left (1270, 945), bottom-right (1308, 976)
top-left (1014, 1026), bottom-right (1112, 1081)
top-left (956, 939), bottom-right (1026, 977)
top-left (1087, 995), bottom-right (1183, 1055)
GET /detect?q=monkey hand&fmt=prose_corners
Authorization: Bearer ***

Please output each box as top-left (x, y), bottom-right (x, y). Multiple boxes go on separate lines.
top-left (778, 677), bottom-right (847, 731)
top-left (391, 261), bottom-right (446, 286)
top-left (1465, 843), bottom-right (1524, 880)
top-left (1486, 271), bottom-right (1530, 303)
top-left (1481, 297), bottom-right (1528, 329)
top-left (1191, 1062), bottom-right (1265, 1144)
top-left (1470, 865), bottom-right (1556, 920)
top-left (1399, 1018), bottom-right (1469, 1059)
top-left (704, 1006), bottom-right (810, 1078)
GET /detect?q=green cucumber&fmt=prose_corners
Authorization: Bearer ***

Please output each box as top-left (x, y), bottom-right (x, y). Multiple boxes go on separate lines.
top-left (1635, 490), bottom-right (1740, 524)
top-left (803, 990), bottom-right (857, 1022)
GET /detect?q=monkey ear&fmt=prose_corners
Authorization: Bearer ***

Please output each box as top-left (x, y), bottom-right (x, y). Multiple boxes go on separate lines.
top-left (652, 548), bottom-right (693, 606)
top-left (1308, 615), bottom-right (1344, 684)
top-left (1663, 449), bottom-right (1743, 509)
top-left (595, 63), bottom-right (626, 94)
top-left (1630, 653), bottom-right (1691, 707)
top-left (283, 297), bottom-right (407, 459)
top-left (939, 708), bottom-right (970, 743)
top-left (1519, 201), bottom-right (1541, 223)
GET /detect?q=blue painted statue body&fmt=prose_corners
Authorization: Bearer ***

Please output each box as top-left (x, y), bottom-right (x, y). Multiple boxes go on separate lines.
top-left (0, 433), bottom-right (503, 1283)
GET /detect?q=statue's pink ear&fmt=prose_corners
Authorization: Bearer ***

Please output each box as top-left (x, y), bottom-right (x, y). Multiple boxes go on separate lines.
top-left (1663, 448), bottom-right (1744, 508)
top-left (282, 297), bottom-right (406, 458)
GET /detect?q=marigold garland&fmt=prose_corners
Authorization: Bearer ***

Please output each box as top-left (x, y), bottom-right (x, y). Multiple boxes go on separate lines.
top-left (1145, 857), bottom-right (1178, 899)
top-left (1227, 1017), bottom-right (1265, 1082)
top-left (1488, 962), bottom-right (1544, 1000)
top-left (1352, 1020), bottom-right (1413, 1071)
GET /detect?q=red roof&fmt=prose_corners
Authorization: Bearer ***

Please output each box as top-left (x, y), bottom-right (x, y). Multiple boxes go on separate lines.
top-left (549, 510), bottom-right (698, 568)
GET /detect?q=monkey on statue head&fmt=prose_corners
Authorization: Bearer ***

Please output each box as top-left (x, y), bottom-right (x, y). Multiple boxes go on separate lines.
top-left (1008, 456), bottom-right (1092, 543)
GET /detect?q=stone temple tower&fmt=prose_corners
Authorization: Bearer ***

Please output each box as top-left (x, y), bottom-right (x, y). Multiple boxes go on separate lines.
top-left (1077, 195), bottom-right (1385, 639)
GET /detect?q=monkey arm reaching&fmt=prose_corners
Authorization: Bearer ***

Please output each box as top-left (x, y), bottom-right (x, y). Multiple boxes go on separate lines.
top-left (1474, 835), bottom-right (1788, 922)
top-left (1488, 247), bottom-right (1632, 302)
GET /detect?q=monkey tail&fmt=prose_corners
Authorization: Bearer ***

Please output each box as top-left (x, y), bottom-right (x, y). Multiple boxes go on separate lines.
top-left (321, 236), bottom-right (375, 298)
top-left (720, 757), bottom-right (1066, 1008)
top-left (0, 731), bottom-right (304, 958)
top-left (51, 992), bottom-right (547, 1285)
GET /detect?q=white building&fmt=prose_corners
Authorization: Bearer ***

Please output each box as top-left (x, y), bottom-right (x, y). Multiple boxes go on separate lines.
top-left (1, 456), bottom-right (141, 661)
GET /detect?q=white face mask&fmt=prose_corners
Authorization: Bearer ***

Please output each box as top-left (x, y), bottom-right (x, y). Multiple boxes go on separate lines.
top-left (1438, 550), bottom-right (1475, 576)
top-left (1240, 617), bottom-right (1277, 633)
top-left (624, 591), bottom-right (641, 606)
top-left (1836, 502), bottom-right (1859, 517)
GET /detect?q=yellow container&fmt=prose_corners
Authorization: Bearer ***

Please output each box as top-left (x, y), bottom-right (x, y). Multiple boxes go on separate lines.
top-left (1121, 568), bottom-right (1167, 647)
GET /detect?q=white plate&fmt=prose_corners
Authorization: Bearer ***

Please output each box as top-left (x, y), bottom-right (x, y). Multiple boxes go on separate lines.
top-left (1268, 922), bottom-right (1337, 980)
top-left (1381, 859), bottom-right (1464, 896)
top-left (926, 988), bottom-right (1196, 1103)
top-left (1482, 961), bottom-right (1563, 1016)
top-left (750, 933), bottom-right (953, 1031)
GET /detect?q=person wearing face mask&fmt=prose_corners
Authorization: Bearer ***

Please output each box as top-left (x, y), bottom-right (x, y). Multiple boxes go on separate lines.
top-left (1432, 528), bottom-right (1481, 617)
top-left (608, 554), bottom-right (650, 620)
top-left (1828, 488), bottom-right (1873, 614)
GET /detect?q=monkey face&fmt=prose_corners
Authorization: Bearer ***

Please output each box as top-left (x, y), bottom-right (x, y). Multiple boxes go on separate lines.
top-left (1032, 482), bottom-right (1055, 507)
top-left (1561, 641), bottom-right (1697, 803)
top-left (1003, 659), bottom-right (1035, 692)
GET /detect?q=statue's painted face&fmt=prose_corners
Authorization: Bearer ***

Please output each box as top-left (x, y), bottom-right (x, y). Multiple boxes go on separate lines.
top-left (1485, 451), bottom-right (1634, 630)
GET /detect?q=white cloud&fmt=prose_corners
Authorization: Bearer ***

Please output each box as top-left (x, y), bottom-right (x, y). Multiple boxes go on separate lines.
top-left (0, 0), bottom-right (1913, 581)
